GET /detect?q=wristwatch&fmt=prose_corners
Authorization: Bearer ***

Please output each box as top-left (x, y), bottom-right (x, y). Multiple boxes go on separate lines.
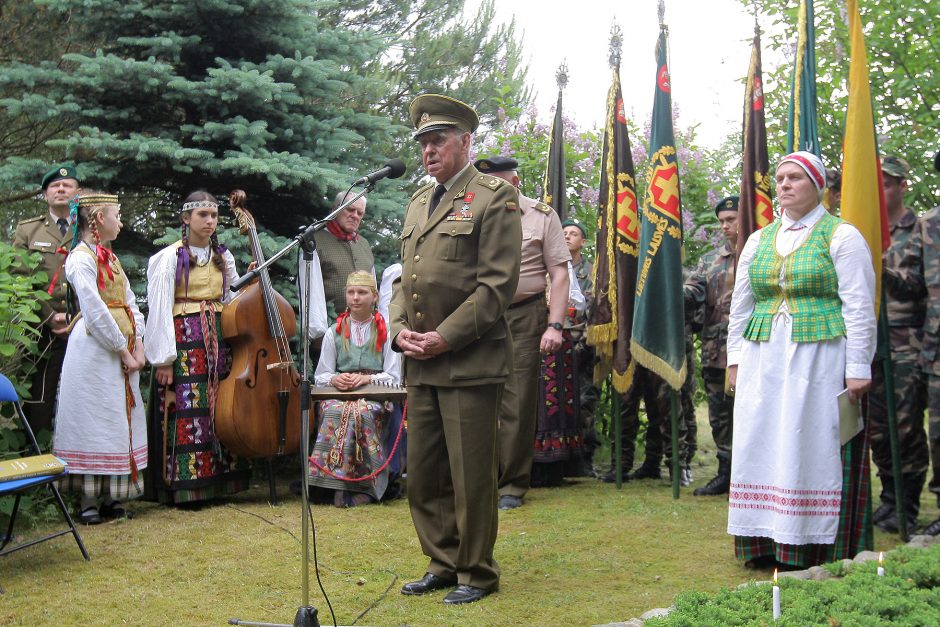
top-left (548, 322), bottom-right (563, 331)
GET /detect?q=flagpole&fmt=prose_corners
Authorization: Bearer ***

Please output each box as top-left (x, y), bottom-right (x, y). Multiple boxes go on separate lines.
top-left (879, 297), bottom-right (908, 540)
top-left (613, 379), bottom-right (623, 489)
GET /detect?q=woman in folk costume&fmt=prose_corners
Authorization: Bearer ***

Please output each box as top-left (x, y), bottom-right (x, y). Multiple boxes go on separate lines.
top-left (726, 151), bottom-right (877, 568)
top-left (309, 270), bottom-right (401, 507)
top-left (53, 191), bottom-right (147, 525)
top-left (144, 191), bottom-right (250, 504)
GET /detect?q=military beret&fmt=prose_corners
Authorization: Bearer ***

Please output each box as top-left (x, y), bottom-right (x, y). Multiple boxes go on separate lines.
top-left (41, 163), bottom-right (79, 189)
top-left (881, 155), bottom-right (910, 180)
top-left (562, 218), bottom-right (587, 238)
top-left (473, 156), bottom-right (518, 173)
top-left (409, 93), bottom-right (479, 139)
top-left (714, 195), bottom-right (739, 216)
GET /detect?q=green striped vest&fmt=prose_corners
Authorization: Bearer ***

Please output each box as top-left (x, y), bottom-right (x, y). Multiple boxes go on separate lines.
top-left (332, 327), bottom-right (383, 374)
top-left (744, 212), bottom-right (845, 343)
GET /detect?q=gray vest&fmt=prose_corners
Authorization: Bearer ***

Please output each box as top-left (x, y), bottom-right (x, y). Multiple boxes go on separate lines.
top-left (314, 229), bottom-right (374, 316)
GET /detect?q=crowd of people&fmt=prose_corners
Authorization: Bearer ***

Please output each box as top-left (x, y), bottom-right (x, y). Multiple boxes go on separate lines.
top-left (10, 92), bottom-right (940, 604)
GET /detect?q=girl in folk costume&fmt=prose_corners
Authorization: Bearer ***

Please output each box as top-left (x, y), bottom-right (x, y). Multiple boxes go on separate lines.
top-left (726, 151), bottom-right (877, 568)
top-left (144, 191), bottom-right (250, 504)
top-left (53, 191), bottom-right (147, 525)
top-left (309, 271), bottom-right (401, 507)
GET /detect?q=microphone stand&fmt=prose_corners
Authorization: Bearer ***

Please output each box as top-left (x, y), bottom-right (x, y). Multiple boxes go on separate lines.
top-left (228, 183), bottom-right (374, 627)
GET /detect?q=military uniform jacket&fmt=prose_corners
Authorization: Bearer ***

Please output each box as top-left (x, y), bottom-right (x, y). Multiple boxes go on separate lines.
top-left (390, 165), bottom-right (522, 387)
top-left (891, 206), bottom-right (940, 374)
top-left (685, 243), bottom-right (735, 369)
top-left (881, 209), bottom-right (924, 361)
top-left (12, 213), bottom-right (72, 326)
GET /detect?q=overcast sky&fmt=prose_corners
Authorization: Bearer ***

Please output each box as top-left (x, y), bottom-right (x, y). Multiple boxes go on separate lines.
top-left (463, 0), bottom-right (782, 149)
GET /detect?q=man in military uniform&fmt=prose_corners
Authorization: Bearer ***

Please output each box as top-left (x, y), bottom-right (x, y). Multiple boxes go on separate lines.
top-left (391, 94), bottom-right (521, 604)
top-left (887, 152), bottom-right (940, 535)
top-left (684, 195), bottom-right (739, 496)
top-left (11, 164), bottom-right (79, 435)
top-left (563, 218), bottom-right (599, 475)
top-left (473, 155), bottom-right (569, 510)
top-left (868, 156), bottom-right (929, 533)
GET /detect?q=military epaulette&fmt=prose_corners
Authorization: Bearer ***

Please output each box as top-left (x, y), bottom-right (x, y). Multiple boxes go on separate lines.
top-left (476, 174), bottom-right (506, 190)
top-left (411, 182), bottom-right (435, 200)
top-left (16, 215), bottom-right (44, 227)
top-left (534, 201), bottom-right (553, 214)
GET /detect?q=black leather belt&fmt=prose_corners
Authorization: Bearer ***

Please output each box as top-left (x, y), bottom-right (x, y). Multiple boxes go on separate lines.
top-left (508, 293), bottom-right (544, 309)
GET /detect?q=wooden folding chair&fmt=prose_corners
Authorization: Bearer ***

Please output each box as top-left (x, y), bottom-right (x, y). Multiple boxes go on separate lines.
top-left (0, 373), bottom-right (89, 563)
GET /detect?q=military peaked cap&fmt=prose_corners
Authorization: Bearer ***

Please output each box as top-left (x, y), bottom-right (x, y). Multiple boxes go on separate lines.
top-left (410, 94), bottom-right (479, 139)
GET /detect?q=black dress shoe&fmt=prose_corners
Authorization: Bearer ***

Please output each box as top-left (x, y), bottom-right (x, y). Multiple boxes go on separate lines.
top-left (443, 584), bottom-right (493, 605)
top-left (401, 572), bottom-right (456, 595)
top-left (498, 495), bottom-right (522, 510)
top-left (629, 464), bottom-right (662, 480)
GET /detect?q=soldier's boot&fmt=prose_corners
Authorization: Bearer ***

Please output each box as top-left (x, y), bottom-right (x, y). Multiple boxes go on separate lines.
top-left (877, 473), bottom-right (925, 534)
top-left (693, 458), bottom-right (731, 496)
top-left (872, 475), bottom-right (897, 525)
top-left (629, 460), bottom-right (662, 480)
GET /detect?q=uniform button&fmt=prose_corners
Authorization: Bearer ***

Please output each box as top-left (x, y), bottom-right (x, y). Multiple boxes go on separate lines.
top-left (418, 236), bottom-right (425, 243)
top-left (412, 293), bottom-right (419, 302)
top-left (451, 228), bottom-right (456, 234)
top-left (416, 312), bottom-right (423, 321)
top-left (414, 255), bottom-right (420, 262)
top-left (411, 274), bottom-right (417, 281)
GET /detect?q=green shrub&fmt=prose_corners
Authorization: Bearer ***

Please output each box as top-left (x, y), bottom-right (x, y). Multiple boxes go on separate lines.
top-left (647, 544), bottom-right (940, 626)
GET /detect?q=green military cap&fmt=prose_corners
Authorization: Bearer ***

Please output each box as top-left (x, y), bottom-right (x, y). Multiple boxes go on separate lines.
top-left (473, 156), bottom-right (518, 173)
top-left (41, 163), bottom-right (79, 189)
top-left (881, 155), bottom-right (910, 180)
top-left (562, 218), bottom-right (587, 238)
top-left (714, 195), bottom-right (739, 217)
top-left (409, 93), bottom-right (479, 139)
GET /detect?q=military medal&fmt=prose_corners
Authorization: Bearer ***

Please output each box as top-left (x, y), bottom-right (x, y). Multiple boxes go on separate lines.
top-left (459, 191), bottom-right (474, 220)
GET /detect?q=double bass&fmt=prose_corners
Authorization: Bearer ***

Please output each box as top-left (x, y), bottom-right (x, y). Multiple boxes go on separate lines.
top-left (215, 190), bottom-right (303, 457)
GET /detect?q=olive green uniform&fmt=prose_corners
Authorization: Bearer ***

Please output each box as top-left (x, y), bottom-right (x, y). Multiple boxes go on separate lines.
top-left (390, 165), bottom-right (521, 591)
top-left (12, 213), bottom-right (72, 433)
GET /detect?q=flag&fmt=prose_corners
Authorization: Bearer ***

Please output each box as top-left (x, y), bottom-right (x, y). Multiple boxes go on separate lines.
top-left (586, 64), bottom-right (639, 393)
top-left (630, 26), bottom-right (686, 391)
top-left (542, 70), bottom-right (568, 220)
top-left (786, 0), bottom-right (820, 156)
top-left (738, 26), bottom-right (773, 258)
top-left (840, 0), bottom-right (890, 312)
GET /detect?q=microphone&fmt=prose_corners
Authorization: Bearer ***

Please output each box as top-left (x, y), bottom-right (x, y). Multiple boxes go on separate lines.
top-left (353, 158), bottom-right (406, 186)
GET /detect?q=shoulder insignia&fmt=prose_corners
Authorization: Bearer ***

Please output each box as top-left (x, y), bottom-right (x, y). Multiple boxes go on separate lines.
top-left (505, 201), bottom-right (519, 212)
top-left (477, 174), bottom-right (504, 190)
top-left (534, 201), bottom-right (553, 214)
top-left (411, 182), bottom-right (434, 200)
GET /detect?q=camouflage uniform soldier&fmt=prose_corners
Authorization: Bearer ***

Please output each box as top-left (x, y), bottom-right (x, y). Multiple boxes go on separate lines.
top-left (891, 150), bottom-right (940, 536)
top-left (869, 156), bottom-right (929, 533)
top-left (12, 164), bottom-right (80, 435)
top-left (684, 196), bottom-right (738, 495)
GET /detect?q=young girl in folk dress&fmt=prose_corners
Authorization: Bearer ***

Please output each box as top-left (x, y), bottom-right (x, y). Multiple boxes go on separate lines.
top-left (53, 191), bottom-right (147, 525)
top-left (144, 191), bottom-right (250, 504)
top-left (309, 271), bottom-right (401, 507)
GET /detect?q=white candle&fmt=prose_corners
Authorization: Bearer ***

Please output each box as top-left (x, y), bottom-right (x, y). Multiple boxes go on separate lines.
top-left (772, 568), bottom-right (781, 620)
top-left (878, 552), bottom-right (885, 577)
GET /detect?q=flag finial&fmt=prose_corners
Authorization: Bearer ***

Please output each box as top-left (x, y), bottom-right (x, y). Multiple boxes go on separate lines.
top-left (555, 61), bottom-right (569, 90)
top-left (658, 0), bottom-right (666, 26)
top-left (608, 22), bottom-right (623, 68)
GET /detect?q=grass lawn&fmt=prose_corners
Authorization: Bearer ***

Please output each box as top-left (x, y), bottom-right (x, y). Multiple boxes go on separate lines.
top-left (0, 411), bottom-right (927, 626)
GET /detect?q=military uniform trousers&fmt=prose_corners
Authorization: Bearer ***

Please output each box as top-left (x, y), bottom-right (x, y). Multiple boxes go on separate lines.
top-left (868, 356), bottom-right (928, 479)
top-left (26, 329), bottom-right (68, 435)
top-left (498, 297), bottom-right (547, 497)
top-left (928, 373), bottom-right (940, 503)
top-left (407, 383), bottom-right (502, 591)
top-left (702, 367), bottom-right (734, 463)
top-left (615, 367), bottom-right (690, 470)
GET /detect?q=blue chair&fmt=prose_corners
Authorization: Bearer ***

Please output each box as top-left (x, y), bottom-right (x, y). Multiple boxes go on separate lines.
top-left (0, 373), bottom-right (89, 562)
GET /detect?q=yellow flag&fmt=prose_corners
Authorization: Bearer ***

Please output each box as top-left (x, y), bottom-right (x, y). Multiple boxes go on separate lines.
top-left (840, 0), bottom-right (889, 313)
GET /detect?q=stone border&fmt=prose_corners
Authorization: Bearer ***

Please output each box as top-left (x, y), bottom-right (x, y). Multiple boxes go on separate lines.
top-left (595, 534), bottom-right (940, 626)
